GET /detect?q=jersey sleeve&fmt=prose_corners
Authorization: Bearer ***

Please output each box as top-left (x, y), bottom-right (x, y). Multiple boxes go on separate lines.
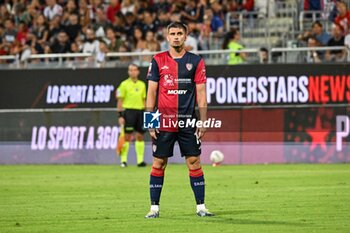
top-left (146, 58), bottom-right (160, 82)
top-left (194, 59), bottom-right (206, 84)
top-left (116, 82), bottom-right (125, 99)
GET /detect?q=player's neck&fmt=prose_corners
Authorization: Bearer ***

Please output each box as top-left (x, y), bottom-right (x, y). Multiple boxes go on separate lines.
top-left (130, 77), bottom-right (138, 82)
top-left (169, 47), bottom-right (186, 59)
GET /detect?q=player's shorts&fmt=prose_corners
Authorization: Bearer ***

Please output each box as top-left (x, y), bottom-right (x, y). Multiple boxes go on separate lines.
top-left (124, 109), bottom-right (145, 134)
top-left (152, 127), bottom-right (201, 157)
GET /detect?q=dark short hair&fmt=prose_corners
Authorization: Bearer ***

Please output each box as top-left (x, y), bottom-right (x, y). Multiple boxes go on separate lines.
top-left (167, 22), bottom-right (188, 34)
top-left (129, 63), bottom-right (139, 69)
top-left (312, 21), bottom-right (323, 28)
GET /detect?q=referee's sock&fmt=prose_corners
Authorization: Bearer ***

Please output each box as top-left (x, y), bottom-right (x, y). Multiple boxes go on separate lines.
top-left (120, 141), bottom-right (129, 163)
top-left (189, 167), bottom-right (205, 205)
top-left (135, 140), bottom-right (145, 164)
top-left (150, 166), bottom-right (165, 206)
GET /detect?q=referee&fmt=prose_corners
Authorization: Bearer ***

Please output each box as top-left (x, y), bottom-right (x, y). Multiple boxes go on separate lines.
top-left (116, 63), bottom-right (147, 167)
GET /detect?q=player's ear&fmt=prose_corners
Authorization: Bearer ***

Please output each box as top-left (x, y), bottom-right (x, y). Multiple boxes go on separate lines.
top-left (166, 34), bottom-right (170, 42)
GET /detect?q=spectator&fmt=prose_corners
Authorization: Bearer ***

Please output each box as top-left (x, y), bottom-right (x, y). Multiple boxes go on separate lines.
top-left (141, 10), bottom-right (159, 33)
top-left (152, 0), bottom-right (171, 13)
top-left (70, 41), bottom-right (81, 53)
top-left (223, 28), bottom-right (247, 64)
top-left (62, 0), bottom-right (79, 24)
top-left (305, 36), bottom-right (323, 63)
top-left (184, 22), bottom-right (199, 52)
top-left (26, 32), bottom-right (44, 55)
top-left (121, 0), bottom-right (136, 15)
top-left (334, 1), bottom-right (350, 35)
top-left (45, 30), bottom-right (71, 54)
top-left (124, 12), bottom-right (136, 40)
top-left (43, 0), bottom-right (63, 20)
top-left (65, 13), bottom-right (81, 42)
top-left (96, 40), bottom-right (108, 66)
top-left (92, 7), bottom-right (112, 38)
top-left (21, 4), bottom-right (40, 27)
top-left (181, 0), bottom-right (202, 24)
top-left (208, 3), bottom-right (224, 34)
top-left (16, 21), bottom-right (28, 45)
top-left (0, 5), bottom-right (10, 25)
top-left (299, 21), bottom-right (332, 46)
top-left (118, 42), bottom-right (132, 64)
top-left (312, 21), bottom-right (331, 45)
top-left (158, 28), bottom-right (169, 51)
top-left (113, 12), bottom-right (125, 37)
top-left (82, 28), bottom-right (100, 54)
top-left (78, 0), bottom-right (91, 27)
top-left (325, 23), bottom-right (346, 62)
top-left (145, 30), bottom-right (160, 52)
top-left (48, 15), bottom-right (63, 44)
top-left (259, 47), bottom-right (269, 64)
top-left (157, 9), bottom-right (171, 33)
top-left (3, 18), bottom-right (18, 45)
top-left (135, 0), bottom-right (152, 21)
top-left (106, 0), bottom-right (121, 24)
top-left (132, 26), bottom-right (146, 52)
top-left (199, 14), bottom-right (212, 50)
top-left (105, 27), bottom-right (122, 52)
top-left (31, 14), bottom-right (49, 48)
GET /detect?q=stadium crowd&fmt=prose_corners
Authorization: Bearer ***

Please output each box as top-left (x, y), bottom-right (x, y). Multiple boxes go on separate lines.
top-left (0, 0), bottom-right (349, 64)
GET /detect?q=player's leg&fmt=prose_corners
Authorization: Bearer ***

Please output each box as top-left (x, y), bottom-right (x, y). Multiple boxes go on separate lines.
top-left (135, 110), bottom-right (146, 167)
top-left (179, 128), bottom-right (214, 217)
top-left (120, 109), bottom-right (135, 167)
top-left (185, 156), bottom-right (213, 216)
top-left (120, 133), bottom-right (131, 167)
top-left (145, 156), bottom-right (168, 218)
top-left (145, 131), bottom-right (176, 218)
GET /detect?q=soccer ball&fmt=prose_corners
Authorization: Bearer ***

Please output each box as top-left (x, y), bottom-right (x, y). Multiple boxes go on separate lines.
top-left (210, 150), bottom-right (224, 165)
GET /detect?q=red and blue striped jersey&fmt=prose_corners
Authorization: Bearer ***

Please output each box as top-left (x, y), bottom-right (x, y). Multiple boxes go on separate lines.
top-left (147, 51), bottom-right (206, 132)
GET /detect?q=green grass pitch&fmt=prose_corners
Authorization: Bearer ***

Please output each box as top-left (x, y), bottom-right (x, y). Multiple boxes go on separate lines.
top-left (1, 164), bottom-right (349, 233)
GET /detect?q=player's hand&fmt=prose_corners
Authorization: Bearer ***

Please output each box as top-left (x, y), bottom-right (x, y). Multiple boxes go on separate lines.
top-left (118, 117), bottom-right (125, 126)
top-left (149, 128), bottom-right (159, 140)
top-left (195, 127), bottom-right (206, 139)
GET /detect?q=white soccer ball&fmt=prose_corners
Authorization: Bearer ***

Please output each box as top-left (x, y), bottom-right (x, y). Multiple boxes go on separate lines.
top-left (210, 150), bottom-right (224, 164)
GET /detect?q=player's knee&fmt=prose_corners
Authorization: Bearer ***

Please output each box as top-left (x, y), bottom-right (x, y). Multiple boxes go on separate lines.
top-left (152, 159), bottom-right (167, 170)
top-left (135, 133), bottom-right (144, 141)
top-left (124, 134), bottom-right (132, 141)
top-left (186, 156), bottom-right (200, 166)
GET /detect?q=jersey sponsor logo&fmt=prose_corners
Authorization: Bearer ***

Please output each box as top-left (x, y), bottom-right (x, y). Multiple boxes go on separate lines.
top-left (160, 65), bottom-right (169, 70)
top-left (186, 63), bottom-right (193, 71)
top-left (163, 74), bottom-right (175, 87)
top-left (167, 90), bottom-right (188, 95)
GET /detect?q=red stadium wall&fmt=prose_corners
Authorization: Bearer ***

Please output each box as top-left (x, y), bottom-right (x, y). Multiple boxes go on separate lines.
top-left (0, 64), bottom-right (349, 164)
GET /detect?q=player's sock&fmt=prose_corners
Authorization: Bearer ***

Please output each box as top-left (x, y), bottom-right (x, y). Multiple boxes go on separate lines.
top-left (150, 166), bottom-right (164, 205)
top-left (151, 205), bottom-right (159, 212)
top-left (120, 141), bottom-right (129, 163)
top-left (196, 203), bottom-right (206, 212)
top-left (189, 167), bottom-right (205, 205)
top-left (135, 140), bottom-right (145, 164)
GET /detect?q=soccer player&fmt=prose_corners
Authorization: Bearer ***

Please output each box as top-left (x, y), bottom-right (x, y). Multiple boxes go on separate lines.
top-left (144, 22), bottom-right (214, 218)
top-left (116, 63), bottom-right (147, 167)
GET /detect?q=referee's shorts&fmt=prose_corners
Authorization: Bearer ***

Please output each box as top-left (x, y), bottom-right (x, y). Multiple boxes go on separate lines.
top-left (124, 109), bottom-right (145, 134)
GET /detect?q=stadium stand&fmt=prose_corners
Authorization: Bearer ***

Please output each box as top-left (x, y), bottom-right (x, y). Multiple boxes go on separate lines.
top-left (0, 0), bottom-right (349, 67)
